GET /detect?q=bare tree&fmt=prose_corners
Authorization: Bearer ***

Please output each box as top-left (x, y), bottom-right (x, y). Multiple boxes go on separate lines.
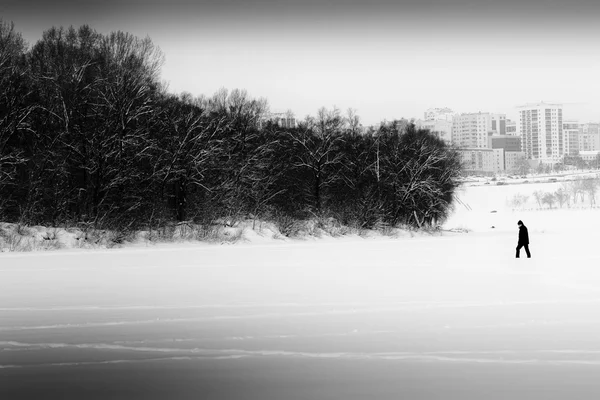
top-left (568, 179), bottom-right (585, 205)
top-left (153, 93), bottom-right (227, 222)
top-left (286, 107), bottom-right (345, 212)
top-left (554, 187), bottom-right (569, 208)
top-left (0, 20), bottom-right (30, 219)
top-left (509, 193), bottom-right (529, 209)
top-left (582, 178), bottom-right (599, 206)
top-left (329, 130), bottom-right (382, 228)
top-left (514, 156), bottom-right (530, 175)
top-left (345, 108), bottom-right (361, 136)
top-left (533, 190), bottom-right (544, 208)
top-left (541, 192), bottom-right (556, 209)
top-left (90, 30), bottom-right (164, 226)
top-left (204, 88), bottom-right (271, 220)
top-left (379, 125), bottom-right (461, 227)
top-left (241, 132), bottom-right (287, 227)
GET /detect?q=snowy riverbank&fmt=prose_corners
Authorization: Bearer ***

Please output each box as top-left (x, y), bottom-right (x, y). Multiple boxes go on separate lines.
top-left (3, 171), bottom-right (599, 253)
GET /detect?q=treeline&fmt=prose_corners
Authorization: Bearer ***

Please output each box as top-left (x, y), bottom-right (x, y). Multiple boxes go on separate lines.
top-left (509, 179), bottom-right (600, 209)
top-left (532, 179), bottom-right (599, 208)
top-left (0, 21), bottom-right (462, 233)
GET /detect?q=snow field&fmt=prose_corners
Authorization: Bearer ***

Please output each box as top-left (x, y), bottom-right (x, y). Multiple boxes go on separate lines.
top-left (2, 178), bottom-right (600, 398)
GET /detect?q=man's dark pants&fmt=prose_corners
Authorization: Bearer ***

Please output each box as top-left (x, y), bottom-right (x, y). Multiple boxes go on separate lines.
top-left (516, 244), bottom-right (531, 258)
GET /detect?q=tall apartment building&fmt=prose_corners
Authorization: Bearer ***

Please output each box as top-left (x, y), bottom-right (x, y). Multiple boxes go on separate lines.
top-left (562, 120), bottom-right (579, 156)
top-left (578, 123), bottom-right (600, 152)
top-left (517, 102), bottom-right (563, 164)
top-left (490, 114), bottom-right (506, 135)
top-left (506, 119), bottom-right (517, 135)
top-left (452, 112), bottom-right (506, 148)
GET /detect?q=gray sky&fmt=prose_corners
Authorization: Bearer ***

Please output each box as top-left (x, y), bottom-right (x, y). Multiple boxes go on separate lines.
top-left (3, 0), bottom-right (600, 124)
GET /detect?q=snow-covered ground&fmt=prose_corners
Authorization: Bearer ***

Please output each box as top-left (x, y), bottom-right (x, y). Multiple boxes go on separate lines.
top-left (2, 179), bottom-right (600, 399)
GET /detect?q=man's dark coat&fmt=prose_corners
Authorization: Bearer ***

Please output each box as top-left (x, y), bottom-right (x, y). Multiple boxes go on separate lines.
top-left (518, 224), bottom-right (529, 245)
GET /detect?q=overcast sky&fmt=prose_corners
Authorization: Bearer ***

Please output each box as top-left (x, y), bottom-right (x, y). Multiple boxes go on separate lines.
top-left (3, 0), bottom-right (600, 124)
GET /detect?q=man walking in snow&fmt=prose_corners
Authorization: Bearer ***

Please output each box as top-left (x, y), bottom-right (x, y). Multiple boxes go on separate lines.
top-left (516, 220), bottom-right (531, 258)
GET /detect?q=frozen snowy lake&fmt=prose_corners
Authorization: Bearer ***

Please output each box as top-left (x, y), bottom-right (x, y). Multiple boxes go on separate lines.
top-left (3, 181), bottom-right (600, 399)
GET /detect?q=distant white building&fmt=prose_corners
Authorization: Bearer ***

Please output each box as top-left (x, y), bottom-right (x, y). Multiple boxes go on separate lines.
top-left (458, 147), bottom-right (525, 174)
top-left (415, 119), bottom-right (452, 142)
top-left (562, 120), bottom-right (579, 156)
top-left (417, 107), bottom-right (455, 142)
top-left (458, 148), bottom-right (496, 174)
top-left (579, 150), bottom-right (600, 163)
top-left (423, 107), bottom-right (455, 122)
top-left (505, 119), bottom-right (517, 135)
top-left (260, 111), bottom-right (297, 129)
top-left (452, 112), bottom-right (506, 148)
top-left (492, 148), bottom-right (504, 173)
top-left (504, 151), bottom-right (527, 172)
top-left (489, 114), bottom-right (507, 136)
top-left (517, 102), bottom-right (563, 164)
top-left (578, 123), bottom-right (600, 152)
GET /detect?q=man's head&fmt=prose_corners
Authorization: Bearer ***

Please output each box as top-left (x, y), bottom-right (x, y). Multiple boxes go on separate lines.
top-left (517, 220), bottom-right (523, 227)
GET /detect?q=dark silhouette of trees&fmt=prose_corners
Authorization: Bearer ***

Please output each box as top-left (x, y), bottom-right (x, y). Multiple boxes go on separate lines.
top-left (0, 21), bottom-right (463, 232)
top-left (286, 107), bottom-right (345, 213)
top-left (0, 21), bottom-right (30, 219)
top-left (152, 93), bottom-right (225, 223)
top-left (377, 123), bottom-right (461, 227)
top-left (19, 26), bottom-right (164, 227)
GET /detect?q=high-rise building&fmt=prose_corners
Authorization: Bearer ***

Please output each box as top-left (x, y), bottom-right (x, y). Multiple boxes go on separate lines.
top-left (578, 123), bottom-right (600, 152)
top-left (517, 102), bottom-right (563, 164)
top-left (562, 120), bottom-right (579, 156)
top-left (452, 112), bottom-right (506, 148)
top-left (506, 119), bottom-right (517, 135)
top-left (490, 114), bottom-right (506, 135)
